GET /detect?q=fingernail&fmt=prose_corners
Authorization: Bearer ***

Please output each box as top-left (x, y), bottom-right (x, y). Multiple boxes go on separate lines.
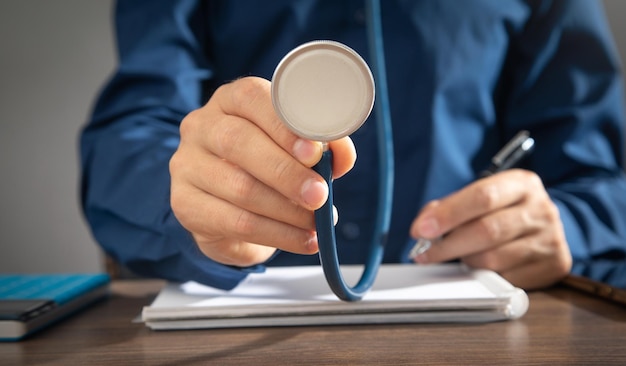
top-left (293, 139), bottom-right (322, 166)
top-left (418, 217), bottom-right (440, 238)
top-left (301, 179), bottom-right (328, 209)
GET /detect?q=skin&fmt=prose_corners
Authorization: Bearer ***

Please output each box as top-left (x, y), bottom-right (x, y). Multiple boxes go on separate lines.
top-left (410, 169), bottom-right (572, 290)
top-left (170, 77), bottom-right (355, 267)
top-left (170, 76), bottom-right (573, 290)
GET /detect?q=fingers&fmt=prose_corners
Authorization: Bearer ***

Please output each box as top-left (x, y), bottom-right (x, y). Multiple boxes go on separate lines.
top-left (409, 169), bottom-right (572, 289)
top-left (195, 194), bottom-right (318, 256)
top-left (184, 77), bottom-right (356, 210)
top-left (459, 212), bottom-right (572, 290)
top-left (184, 109), bottom-right (327, 211)
top-left (416, 204), bottom-right (537, 263)
top-left (496, 252), bottom-right (572, 290)
top-left (458, 235), bottom-right (571, 290)
top-left (171, 181), bottom-right (319, 259)
top-left (460, 233), bottom-right (571, 290)
top-left (171, 76), bottom-right (358, 267)
top-left (174, 146), bottom-right (316, 231)
top-left (213, 77), bottom-right (306, 162)
top-left (210, 77), bottom-right (357, 178)
top-left (328, 137), bottom-right (357, 179)
top-left (410, 169), bottom-right (544, 239)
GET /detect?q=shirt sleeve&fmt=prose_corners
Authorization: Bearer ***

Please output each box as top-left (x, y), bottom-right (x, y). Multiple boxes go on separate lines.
top-left (80, 0), bottom-right (256, 289)
top-left (504, 1), bottom-right (626, 261)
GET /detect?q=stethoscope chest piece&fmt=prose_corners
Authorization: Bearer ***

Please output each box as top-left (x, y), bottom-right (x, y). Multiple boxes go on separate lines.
top-left (272, 40), bottom-right (375, 141)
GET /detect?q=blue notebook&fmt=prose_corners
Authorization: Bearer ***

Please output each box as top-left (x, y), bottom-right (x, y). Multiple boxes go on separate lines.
top-left (0, 273), bottom-right (110, 341)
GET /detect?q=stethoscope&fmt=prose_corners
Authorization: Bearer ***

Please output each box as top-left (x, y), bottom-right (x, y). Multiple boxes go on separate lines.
top-left (271, 0), bottom-right (393, 301)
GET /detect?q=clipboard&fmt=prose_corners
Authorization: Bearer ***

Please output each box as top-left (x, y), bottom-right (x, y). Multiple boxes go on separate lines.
top-left (142, 264), bottom-right (528, 330)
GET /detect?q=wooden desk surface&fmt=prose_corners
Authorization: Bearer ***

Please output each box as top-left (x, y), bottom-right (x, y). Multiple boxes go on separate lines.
top-left (2, 279), bottom-right (626, 365)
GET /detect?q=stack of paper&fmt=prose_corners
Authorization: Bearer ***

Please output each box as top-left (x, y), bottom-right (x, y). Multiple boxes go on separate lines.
top-left (142, 264), bottom-right (528, 330)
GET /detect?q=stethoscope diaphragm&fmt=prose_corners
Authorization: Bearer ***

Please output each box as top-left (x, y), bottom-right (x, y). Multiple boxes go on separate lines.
top-left (271, 40), bottom-right (375, 142)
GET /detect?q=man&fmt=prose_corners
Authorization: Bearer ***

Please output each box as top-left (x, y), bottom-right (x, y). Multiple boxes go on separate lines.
top-left (81, 0), bottom-right (626, 290)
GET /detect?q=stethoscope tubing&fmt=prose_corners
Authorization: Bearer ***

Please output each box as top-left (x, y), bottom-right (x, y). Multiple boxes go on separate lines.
top-left (313, 0), bottom-right (394, 301)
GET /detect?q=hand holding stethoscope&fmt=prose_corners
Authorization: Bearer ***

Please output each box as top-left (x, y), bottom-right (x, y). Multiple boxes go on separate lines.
top-left (169, 74), bottom-right (359, 274)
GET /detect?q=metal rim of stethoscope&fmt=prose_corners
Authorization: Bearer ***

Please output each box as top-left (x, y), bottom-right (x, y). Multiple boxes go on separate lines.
top-left (272, 40), bottom-right (375, 142)
top-left (271, 0), bottom-right (393, 301)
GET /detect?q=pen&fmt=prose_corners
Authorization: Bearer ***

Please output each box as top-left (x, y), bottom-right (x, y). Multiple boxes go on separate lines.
top-left (409, 130), bottom-right (535, 259)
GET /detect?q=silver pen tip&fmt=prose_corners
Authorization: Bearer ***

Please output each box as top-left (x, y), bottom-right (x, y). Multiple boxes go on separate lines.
top-left (409, 238), bottom-right (433, 259)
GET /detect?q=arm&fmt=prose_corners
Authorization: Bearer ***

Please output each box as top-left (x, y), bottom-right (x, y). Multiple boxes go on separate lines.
top-left (80, 0), bottom-right (249, 288)
top-left (410, 0), bottom-right (626, 289)
top-left (81, 1), bottom-right (355, 288)
top-left (504, 0), bottom-right (626, 261)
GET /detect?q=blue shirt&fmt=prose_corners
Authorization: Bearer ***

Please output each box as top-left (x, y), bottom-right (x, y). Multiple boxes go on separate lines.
top-left (81, 0), bottom-right (626, 289)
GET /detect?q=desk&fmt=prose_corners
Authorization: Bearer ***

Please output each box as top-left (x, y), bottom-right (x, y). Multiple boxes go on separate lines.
top-left (2, 280), bottom-right (625, 365)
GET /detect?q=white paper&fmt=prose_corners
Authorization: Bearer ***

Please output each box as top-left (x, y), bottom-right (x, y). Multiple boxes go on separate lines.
top-left (142, 264), bottom-right (528, 328)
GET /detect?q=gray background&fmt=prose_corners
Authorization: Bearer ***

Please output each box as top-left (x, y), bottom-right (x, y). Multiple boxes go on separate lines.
top-left (0, 1), bottom-right (625, 274)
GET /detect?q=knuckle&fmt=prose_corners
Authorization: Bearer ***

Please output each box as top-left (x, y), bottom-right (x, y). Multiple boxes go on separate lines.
top-left (534, 195), bottom-right (561, 225)
top-left (270, 157), bottom-right (293, 182)
top-left (230, 77), bottom-right (267, 110)
top-left (179, 109), bottom-right (202, 139)
top-left (168, 152), bottom-right (181, 175)
top-left (232, 209), bottom-right (258, 237)
top-left (168, 149), bottom-right (188, 178)
top-left (170, 190), bottom-right (192, 228)
top-left (230, 169), bottom-right (257, 199)
top-left (518, 209), bottom-right (536, 232)
top-left (476, 216), bottom-right (501, 241)
top-left (523, 169), bottom-right (544, 189)
top-left (473, 183), bottom-right (500, 211)
top-left (555, 253), bottom-right (573, 277)
top-left (544, 234), bottom-right (572, 279)
top-left (169, 190), bottom-right (182, 214)
top-left (544, 200), bottom-right (561, 221)
top-left (214, 118), bottom-right (244, 158)
top-left (168, 160), bottom-right (186, 216)
top-left (518, 169), bottom-right (547, 197)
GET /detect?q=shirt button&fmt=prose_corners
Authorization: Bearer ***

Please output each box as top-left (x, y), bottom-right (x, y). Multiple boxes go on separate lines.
top-left (341, 222), bottom-right (361, 240)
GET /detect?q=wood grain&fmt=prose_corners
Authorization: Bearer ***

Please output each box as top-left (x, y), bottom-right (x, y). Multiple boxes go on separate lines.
top-left (2, 280), bottom-right (625, 365)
